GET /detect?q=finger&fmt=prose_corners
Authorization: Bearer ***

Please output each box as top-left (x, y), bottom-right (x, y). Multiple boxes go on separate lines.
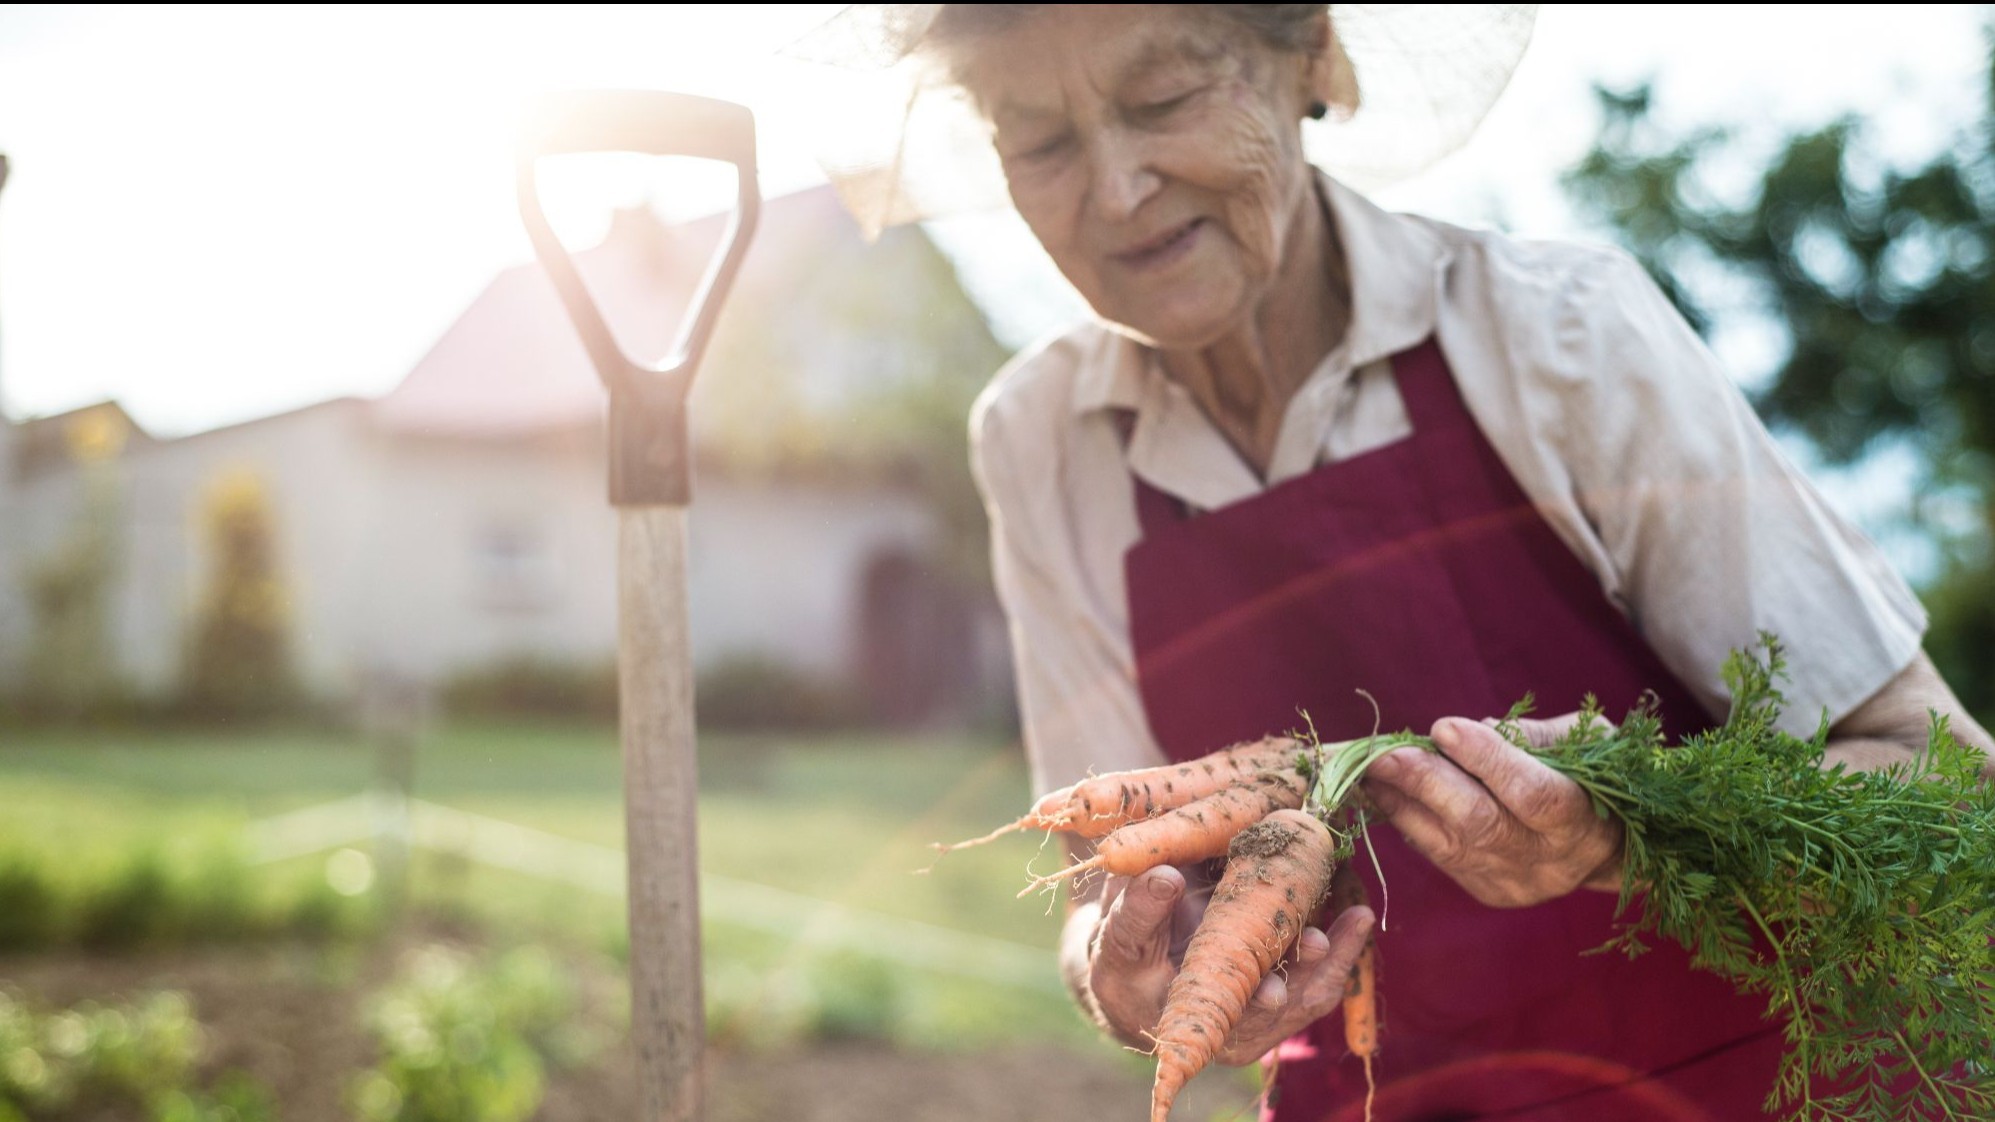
top-left (1293, 925), bottom-right (1330, 964)
top-left (1432, 718), bottom-right (1580, 830)
top-left (1095, 866), bottom-right (1184, 969)
top-left (1251, 970), bottom-right (1289, 1013)
top-left (1219, 908), bottom-right (1374, 1064)
top-left (1259, 915), bottom-right (1371, 1026)
top-left (1365, 744), bottom-right (1496, 827)
top-left (1484, 711), bottom-right (1612, 748)
top-left (1363, 780), bottom-right (1457, 862)
top-left (1322, 903), bottom-right (1373, 969)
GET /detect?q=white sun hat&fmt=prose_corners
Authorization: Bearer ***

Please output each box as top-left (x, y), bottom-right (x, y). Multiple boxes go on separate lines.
top-left (783, 4), bottom-right (1540, 238)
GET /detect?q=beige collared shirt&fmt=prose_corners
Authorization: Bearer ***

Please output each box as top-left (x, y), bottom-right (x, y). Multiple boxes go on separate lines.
top-left (970, 177), bottom-right (1928, 797)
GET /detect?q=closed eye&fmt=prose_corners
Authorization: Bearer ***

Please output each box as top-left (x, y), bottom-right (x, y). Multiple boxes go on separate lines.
top-left (1133, 87), bottom-right (1203, 122)
top-left (1005, 133), bottom-right (1074, 164)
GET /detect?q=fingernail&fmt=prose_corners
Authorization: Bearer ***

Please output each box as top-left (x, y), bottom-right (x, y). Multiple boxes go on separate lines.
top-left (1297, 928), bottom-right (1329, 961)
top-left (1147, 873), bottom-right (1177, 900)
top-left (1433, 719), bottom-right (1462, 751)
top-left (1254, 978), bottom-right (1285, 1008)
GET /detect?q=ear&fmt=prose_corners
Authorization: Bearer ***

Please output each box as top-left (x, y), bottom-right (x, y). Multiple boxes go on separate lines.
top-left (1302, 10), bottom-right (1362, 118)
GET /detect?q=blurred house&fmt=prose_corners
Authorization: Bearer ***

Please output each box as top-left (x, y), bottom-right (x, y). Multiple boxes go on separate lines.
top-left (0, 186), bottom-right (1014, 726)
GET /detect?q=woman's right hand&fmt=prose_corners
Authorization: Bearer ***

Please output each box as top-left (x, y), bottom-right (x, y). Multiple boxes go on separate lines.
top-left (1067, 864), bottom-right (1375, 1065)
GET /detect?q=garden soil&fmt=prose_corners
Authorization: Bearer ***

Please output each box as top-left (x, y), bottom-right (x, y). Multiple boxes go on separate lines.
top-left (1, 938), bottom-right (1253, 1122)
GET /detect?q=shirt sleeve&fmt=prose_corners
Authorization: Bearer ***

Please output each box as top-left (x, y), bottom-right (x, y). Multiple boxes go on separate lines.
top-left (1533, 248), bottom-right (1928, 734)
top-left (969, 359), bottom-right (1167, 798)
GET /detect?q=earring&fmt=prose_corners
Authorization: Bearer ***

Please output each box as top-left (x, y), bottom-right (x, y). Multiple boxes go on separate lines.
top-left (1307, 100), bottom-right (1329, 121)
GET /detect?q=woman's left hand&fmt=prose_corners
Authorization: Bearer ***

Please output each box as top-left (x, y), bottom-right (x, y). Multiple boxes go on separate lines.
top-left (1362, 714), bottom-right (1623, 908)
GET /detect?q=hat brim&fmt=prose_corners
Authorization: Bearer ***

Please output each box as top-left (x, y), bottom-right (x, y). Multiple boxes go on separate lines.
top-left (783, 4), bottom-right (1540, 238)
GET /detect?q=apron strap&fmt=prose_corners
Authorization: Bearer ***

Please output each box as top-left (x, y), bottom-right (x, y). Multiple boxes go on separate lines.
top-left (1391, 337), bottom-right (1468, 433)
top-left (1123, 335), bottom-right (1460, 539)
top-left (1113, 407), bottom-right (1194, 535)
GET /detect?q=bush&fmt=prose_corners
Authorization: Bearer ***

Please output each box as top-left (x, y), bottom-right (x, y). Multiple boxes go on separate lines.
top-left (706, 950), bottom-right (906, 1049)
top-left (0, 988), bottom-right (262, 1119)
top-left (442, 652), bottom-right (867, 730)
top-left (153, 1074), bottom-right (279, 1122)
top-left (440, 657), bottom-right (617, 721)
top-left (0, 842), bottom-right (374, 953)
top-left (76, 855), bottom-right (176, 950)
top-left (181, 471), bottom-right (304, 721)
top-left (350, 945), bottom-right (591, 1122)
top-left (0, 861), bottom-right (60, 951)
top-left (695, 655), bottom-right (865, 732)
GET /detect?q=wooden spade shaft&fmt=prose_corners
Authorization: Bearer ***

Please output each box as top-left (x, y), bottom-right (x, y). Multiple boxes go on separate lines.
top-left (618, 506), bottom-right (702, 1121)
top-left (517, 91), bottom-right (761, 1122)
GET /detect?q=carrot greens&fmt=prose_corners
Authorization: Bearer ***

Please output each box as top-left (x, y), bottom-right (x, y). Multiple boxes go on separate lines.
top-left (1299, 639), bottom-right (1995, 1122)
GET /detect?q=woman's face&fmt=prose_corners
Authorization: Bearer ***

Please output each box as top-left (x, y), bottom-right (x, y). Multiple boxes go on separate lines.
top-left (952, 6), bottom-right (1327, 350)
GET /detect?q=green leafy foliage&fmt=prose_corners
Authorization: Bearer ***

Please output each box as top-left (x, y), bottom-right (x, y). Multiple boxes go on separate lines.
top-left (1563, 67), bottom-right (1995, 719)
top-left (182, 472), bottom-right (303, 721)
top-left (152, 1074), bottom-right (280, 1122)
top-left (0, 988), bottom-right (273, 1120)
top-left (350, 945), bottom-right (590, 1122)
top-left (1546, 641), bottom-right (1994, 1119)
top-left (17, 420), bottom-right (126, 719)
top-left (0, 842), bottom-right (372, 953)
top-left (1307, 640), bottom-right (1995, 1121)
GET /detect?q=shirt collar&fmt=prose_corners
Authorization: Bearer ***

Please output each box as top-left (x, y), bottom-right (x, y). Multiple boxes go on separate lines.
top-left (1068, 172), bottom-right (1454, 418)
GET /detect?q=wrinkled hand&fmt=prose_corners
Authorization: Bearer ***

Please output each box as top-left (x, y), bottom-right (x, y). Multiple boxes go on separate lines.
top-left (1362, 713), bottom-right (1623, 908)
top-left (1079, 864), bottom-right (1374, 1065)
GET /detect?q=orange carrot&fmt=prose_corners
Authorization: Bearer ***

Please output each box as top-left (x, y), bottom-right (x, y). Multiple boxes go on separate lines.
top-left (1345, 944), bottom-right (1379, 1108)
top-left (1018, 768), bottom-right (1308, 896)
top-left (1329, 868), bottom-right (1379, 1121)
top-left (1149, 808), bottom-right (1337, 1122)
top-left (935, 736), bottom-right (1300, 854)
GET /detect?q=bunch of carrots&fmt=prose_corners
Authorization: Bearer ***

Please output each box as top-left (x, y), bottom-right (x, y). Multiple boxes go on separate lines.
top-left (939, 640), bottom-right (1995, 1122)
top-left (941, 730), bottom-right (1417, 1122)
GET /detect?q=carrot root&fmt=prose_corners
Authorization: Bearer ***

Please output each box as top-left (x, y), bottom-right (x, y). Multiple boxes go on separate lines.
top-left (1017, 854), bottom-right (1104, 898)
top-left (944, 737), bottom-right (1302, 856)
top-left (1149, 809), bottom-right (1337, 1122)
top-left (1020, 769), bottom-right (1309, 897)
top-left (1345, 942), bottom-right (1378, 1122)
top-left (929, 817), bottom-right (1030, 855)
top-left (1329, 868), bottom-right (1380, 1122)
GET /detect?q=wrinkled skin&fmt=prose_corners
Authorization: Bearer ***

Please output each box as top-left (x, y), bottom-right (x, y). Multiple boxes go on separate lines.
top-left (948, 2), bottom-right (1995, 1074)
top-left (947, 5), bottom-right (1350, 476)
top-left (952, 5), bottom-right (1317, 349)
top-left (953, 8), bottom-right (1377, 1057)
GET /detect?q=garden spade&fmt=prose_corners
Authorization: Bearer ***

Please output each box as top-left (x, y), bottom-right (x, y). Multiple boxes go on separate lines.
top-left (516, 90), bottom-right (760, 1122)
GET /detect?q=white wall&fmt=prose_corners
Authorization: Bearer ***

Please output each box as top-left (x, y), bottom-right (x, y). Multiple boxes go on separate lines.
top-left (687, 476), bottom-right (934, 677)
top-left (363, 431), bottom-right (936, 682)
top-left (2, 409), bottom-right (941, 703)
top-left (92, 401), bottom-right (372, 696)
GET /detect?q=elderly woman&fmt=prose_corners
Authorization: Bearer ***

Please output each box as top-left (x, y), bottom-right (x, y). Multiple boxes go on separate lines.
top-left (810, 4), bottom-right (1994, 1119)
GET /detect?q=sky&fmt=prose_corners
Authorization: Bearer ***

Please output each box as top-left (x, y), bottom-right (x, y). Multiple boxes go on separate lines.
top-left (0, 4), bottom-right (1986, 441)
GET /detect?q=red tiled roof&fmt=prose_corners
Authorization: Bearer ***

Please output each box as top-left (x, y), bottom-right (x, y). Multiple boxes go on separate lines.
top-left (372, 184), bottom-right (852, 438)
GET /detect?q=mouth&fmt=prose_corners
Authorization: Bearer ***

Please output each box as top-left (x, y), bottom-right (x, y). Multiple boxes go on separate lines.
top-left (1109, 217), bottom-right (1206, 271)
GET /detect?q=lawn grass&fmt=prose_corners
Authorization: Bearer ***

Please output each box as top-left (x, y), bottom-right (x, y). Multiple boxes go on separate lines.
top-left (0, 721), bottom-right (1091, 1050)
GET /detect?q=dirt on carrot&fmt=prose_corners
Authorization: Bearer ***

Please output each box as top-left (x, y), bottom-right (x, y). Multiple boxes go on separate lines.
top-left (1148, 808), bottom-right (1338, 1122)
top-left (1019, 769), bottom-right (1308, 896)
top-left (935, 736), bottom-right (1301, 855)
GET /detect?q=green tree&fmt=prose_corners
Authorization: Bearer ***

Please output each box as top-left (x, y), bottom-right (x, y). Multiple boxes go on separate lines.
top-left (183, 470), bottom-right (301, 718)
top-left (20, 411), bottom-right (127, 718)
top-left (696, 221), bottom-right (1010, 583)
top-left (1564, 58), bottom-right (1995, 719)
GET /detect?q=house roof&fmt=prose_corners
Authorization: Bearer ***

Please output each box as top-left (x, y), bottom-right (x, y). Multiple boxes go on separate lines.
top-left (10, 400), bottom-right (151, 481)
top-left (371, 185), bottom-right (856, 439)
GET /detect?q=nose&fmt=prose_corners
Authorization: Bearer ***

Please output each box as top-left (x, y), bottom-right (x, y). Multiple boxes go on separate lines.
top-left (1085, 128), bottom-right (1162, 224)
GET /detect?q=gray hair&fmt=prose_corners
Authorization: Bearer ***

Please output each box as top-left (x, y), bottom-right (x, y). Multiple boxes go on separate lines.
top-left (927, 5), bottom-right (1329, 54)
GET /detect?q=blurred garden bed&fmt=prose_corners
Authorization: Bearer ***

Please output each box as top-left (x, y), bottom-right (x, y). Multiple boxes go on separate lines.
top-left (0, 724), bottom-right (1255, 1121)
top-left (2, 934), bottom-right (1252, 1122)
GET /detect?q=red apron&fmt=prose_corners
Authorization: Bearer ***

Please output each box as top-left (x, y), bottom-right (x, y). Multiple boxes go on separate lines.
top-left (1122, 339), bottom-right (1783, 1121)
